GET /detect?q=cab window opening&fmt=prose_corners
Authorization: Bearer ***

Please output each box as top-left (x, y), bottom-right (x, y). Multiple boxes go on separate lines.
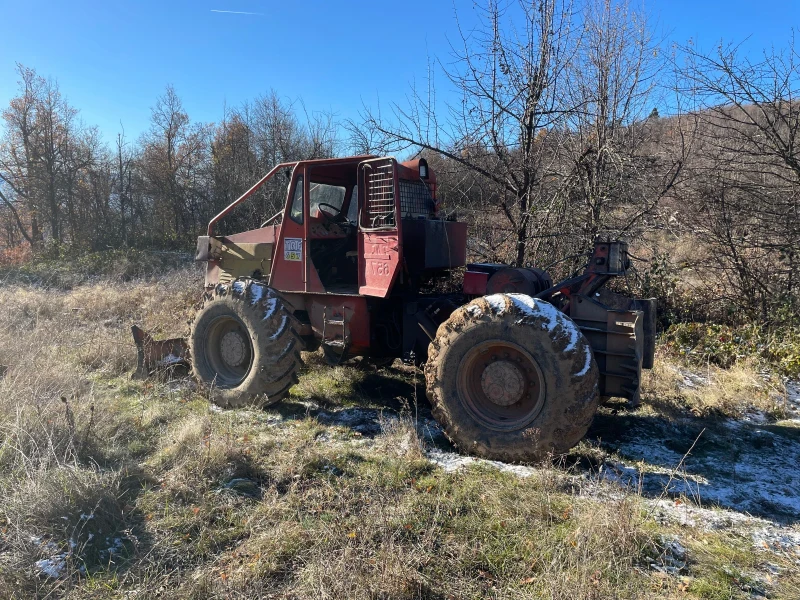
top-left (289, 175), bottom-right (304, 224)
top-left (309, 182), bottom-right (347, 217)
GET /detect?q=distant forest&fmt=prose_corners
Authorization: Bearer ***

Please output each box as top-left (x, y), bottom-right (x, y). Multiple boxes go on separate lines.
top-left (2, 0), bottom-right (799, 326)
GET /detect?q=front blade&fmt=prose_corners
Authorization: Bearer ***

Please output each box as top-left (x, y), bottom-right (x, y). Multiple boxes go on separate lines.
top-left (131, 325), bottom-right (189, 379)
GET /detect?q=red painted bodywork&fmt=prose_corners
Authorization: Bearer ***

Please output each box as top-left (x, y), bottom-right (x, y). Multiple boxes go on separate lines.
top-left (463, 270), bottom-right (489, 296)
top-left (271, 166), bottom-right (314, 293)
top-left (359, 231), bottom-right (401, 297)
top-left (307, 295), bottom-right (370, 352)
top-left (203, 154), bottom-right (459, 357)
top-left (357, 157), bottom-right (403, 298)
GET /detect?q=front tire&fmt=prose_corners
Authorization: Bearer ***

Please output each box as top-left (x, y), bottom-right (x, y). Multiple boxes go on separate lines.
top-left (425, 293), bottom-right (599, 462)
top-left (190, 279), bottom-right (303, 408)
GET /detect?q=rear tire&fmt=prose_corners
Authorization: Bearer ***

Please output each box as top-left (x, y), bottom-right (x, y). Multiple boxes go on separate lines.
top-left (190, 279), bottom-right (303, 408)
top-left (425, 293), bottom-right (599, 462)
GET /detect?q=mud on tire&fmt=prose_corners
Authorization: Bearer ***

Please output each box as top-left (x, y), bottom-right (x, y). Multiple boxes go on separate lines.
top-left (425, 293), bottom-right (599, 462)
top-left (190, 279), bottom-right (304, 408)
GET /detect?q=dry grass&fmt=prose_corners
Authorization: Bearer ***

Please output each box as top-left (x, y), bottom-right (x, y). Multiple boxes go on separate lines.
top-left (0, 263), bottom-right (785, 599)
top-left (641, 348), bottom-right (788, 420)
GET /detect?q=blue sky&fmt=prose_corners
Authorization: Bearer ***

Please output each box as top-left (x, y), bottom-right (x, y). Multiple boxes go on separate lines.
top-left (0, 0), bottom-right (798, 145)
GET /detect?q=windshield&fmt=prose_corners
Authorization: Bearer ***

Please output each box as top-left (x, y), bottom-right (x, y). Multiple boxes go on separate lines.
top-left (310, 182), bottom-right (346, 215)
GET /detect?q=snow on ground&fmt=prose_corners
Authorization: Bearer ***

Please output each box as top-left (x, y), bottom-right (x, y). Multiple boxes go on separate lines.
top-left (784, 380), bottom-right (800, 421)
top-left (310, 375), bottom-right (800, 582)
top-left (597, 415), bottom-right (800, 521)
top-left (647, 498), bottom-right (800, 566)
top-left (35, 555), bottom-right (67, 578)
top-left (276, 380), bottom-right (800, 527)
top-left (25, 370), bottom-right (799, 583)
top-left (427, 448), bottom-right (540, 478)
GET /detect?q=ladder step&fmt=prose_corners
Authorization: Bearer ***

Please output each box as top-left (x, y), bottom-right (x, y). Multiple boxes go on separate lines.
top-left (324, 340), bottom-right (347, 348)
top-left (325, 319), bottom-right (346, 325)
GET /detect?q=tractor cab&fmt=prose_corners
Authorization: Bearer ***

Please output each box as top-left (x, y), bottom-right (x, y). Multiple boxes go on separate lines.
top-left (199, 155), bottom-right (467, 300)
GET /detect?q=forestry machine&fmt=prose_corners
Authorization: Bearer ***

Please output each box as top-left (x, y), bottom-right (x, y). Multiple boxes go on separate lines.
top-left (133, 155), bottom-right (655, 462)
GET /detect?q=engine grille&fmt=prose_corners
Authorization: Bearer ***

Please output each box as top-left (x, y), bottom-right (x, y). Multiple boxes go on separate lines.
top-left (399, 179), bottom-right (435, 217)
top-left (364, 161), bottom-right (396, 229)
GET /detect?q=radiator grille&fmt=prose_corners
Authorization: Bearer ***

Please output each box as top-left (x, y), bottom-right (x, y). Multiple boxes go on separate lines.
top-left (399, 179), bottom-right (435, 217)
top-left (364, 161), bottom-right (396, 228)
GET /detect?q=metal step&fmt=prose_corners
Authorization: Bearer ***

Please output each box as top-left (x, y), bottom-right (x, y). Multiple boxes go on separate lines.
top-left (323, 339), bottom-right (347, 348)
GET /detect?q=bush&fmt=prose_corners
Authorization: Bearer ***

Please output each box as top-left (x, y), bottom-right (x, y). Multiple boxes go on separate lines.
top-left (663, 322), bottom-right (800, 378)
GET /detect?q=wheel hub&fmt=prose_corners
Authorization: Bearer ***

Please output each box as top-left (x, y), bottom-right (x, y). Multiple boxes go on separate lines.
top-left (457, 341), bottom-right (546, 431)
top-left (220, 331), bottom-right (247, 367)
top-left (481, 360), bottom-right (525, 406)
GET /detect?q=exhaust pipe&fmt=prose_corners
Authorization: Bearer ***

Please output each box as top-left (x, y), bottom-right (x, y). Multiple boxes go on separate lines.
top-left (131, 325), bottom-right (190, 379)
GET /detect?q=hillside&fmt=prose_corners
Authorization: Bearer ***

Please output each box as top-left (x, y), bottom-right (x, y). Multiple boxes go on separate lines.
top-left (0, 262), bottom-right (798, 599)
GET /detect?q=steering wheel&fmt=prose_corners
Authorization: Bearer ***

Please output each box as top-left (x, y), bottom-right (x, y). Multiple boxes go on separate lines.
top-left (317, 202), bottom-right (343, 224)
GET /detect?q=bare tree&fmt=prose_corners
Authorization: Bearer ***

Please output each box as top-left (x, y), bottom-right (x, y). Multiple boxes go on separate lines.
top-left (139, 85), bottom-right (211, 247)
top-left (362, 0), bottom-right (581, 266)
top-left (676, 36), bottom-right (800, 321)
top-left (559, 0), bottom-right (680, 249)
top-left (0, 64), bottom-right (100, 249)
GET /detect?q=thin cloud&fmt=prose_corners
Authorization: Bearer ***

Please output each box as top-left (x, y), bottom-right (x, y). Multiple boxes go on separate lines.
top-left (210, 9), bottom-right (264, 15)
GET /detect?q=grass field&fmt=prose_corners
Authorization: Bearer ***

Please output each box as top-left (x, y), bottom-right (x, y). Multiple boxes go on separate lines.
top-left (0, 264), bottom-right (798, 599)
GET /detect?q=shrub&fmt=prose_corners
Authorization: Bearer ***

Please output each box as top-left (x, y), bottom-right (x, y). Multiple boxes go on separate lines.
top-left (663, 322), bottom-right (800, 378)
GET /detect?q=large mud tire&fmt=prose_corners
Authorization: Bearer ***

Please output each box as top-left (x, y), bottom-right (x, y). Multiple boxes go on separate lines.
top-left (425, 293), bottom-right (599, 462)
top-left (190, 279), bottom-right (303, 408)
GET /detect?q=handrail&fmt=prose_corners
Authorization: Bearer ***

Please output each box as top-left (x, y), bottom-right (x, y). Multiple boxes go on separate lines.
top-left (259, 211), bottom-right (283, 228)
top-left (207, 161), bottom-right (297, 236)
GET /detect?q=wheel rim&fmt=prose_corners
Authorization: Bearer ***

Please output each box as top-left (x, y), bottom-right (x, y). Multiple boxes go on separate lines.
top-left (456, 340), bottom-right (545, 431)
top-left (204, 315), bottom-right (254, 387)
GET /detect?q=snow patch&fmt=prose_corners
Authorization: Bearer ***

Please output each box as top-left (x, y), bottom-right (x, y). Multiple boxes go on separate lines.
top-left (269, 314), bottom-right (288, 340)
top-left (468, 294), bottom-right (582, 353)
top-left (484, 294), bottom-right (508, 313)
top-left (249, 283), bottom-right (266, 305)
top-left (563, 323), bottom-right (580, 351)
top-left (647, 498), bottom-right (800, 562)
top-left (157, 354), bottom-right (184, 367)
top-left (35, 556), bottom-right (67, 578)
top-left (650, 536), bottom-right (688, 575)
top-left (465, 304), bottom-right (483, 317)
top-left (316, 407), bottom-right (388, 436)
top-left (262, 298), bottom-right (279, 320)
top-left (671, 366), bottom-right (709, 389)
top-left (782, 380), bottom-right (800, 421)
top-left (598, 417), bottom-right (800, 522)
top-left (574, 346), bottom-right (593, 377)
top-left (427, 448), bottom-right (539, 478)
top-left (99, 537), bottom-right (124, 560)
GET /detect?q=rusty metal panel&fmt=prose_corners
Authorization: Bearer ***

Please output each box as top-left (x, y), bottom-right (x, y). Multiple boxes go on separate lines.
top-left (359, 231), bottom-right (401, 297)
top-left (307, 295), bottom-right (371, 353)
top-left (402, 219), bottom-right (467, 273)
top-left (570, 294), bottom-right (643, 403)
top-left (357, 157), bottom-right (403, 297)
top-left (486, 267), bottom-right (552, 296)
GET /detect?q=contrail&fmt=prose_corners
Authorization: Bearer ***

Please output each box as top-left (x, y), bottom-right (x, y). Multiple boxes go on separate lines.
top-left (210, 9), bottom-right (263, 15)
